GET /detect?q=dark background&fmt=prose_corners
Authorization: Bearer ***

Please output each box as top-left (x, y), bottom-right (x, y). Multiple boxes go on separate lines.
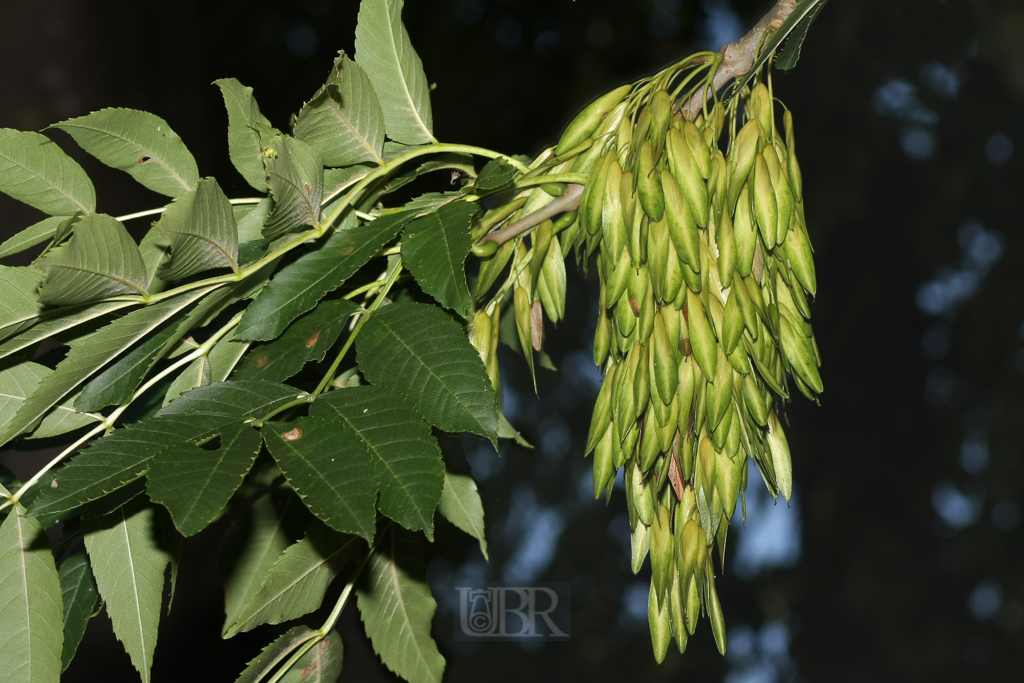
top-left (2, 1), bottom-right (1023, 681)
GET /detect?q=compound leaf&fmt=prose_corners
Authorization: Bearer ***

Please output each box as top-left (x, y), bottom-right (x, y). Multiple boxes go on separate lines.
top-left (312, 386), bottom-right (443, 539)
top-left (401, 199), bottom-right (476, 316)
top-left (58, 549), bottom-right (99, 672)
top-left (155, 177), bottom-right (239, 280)
top-left (356, 302), bottom-right (498, 442)
top-left (295, 52), bottom-right (386, 167)
top-left (354, 0), bottom-right (435, 145)
top-left (233, 299), bottom-right (358, 382)
top-left (235, 210), bottom-right (414, 342)
top-left (35, 213), bottom-right (148, 306)
top-left (357, 527), bottom-right (444, 683)
top-left (438, 472), bottom-right (488, 560)
top-left (53, 108), bottom-right (199, 198)
top-left (0, 290), bottom-right (207, 448)
top-left (84, 501), bottom-right (170, 683)
top-left (262, 136), bottom-right (324, 240)
top-left (146, 424), bottom-right (262, 536)
top-left (225, 524), bottom-right (360, 637)
top-left (0, 506), bottom-right (64, 683)
top-left (214, 78), bottom-right (276, 192)
top-left (0, 128), bottom-right (95, 216)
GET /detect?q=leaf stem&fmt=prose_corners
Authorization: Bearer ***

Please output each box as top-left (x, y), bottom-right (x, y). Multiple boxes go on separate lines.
top-left (512, 173), bottom-right (589, 190)
top-left (3, 312), bottom-right (243, 507)
top-left (264, 536), bottom-right (379, 683)
top-left (115, 197), bottom-right (265, 223)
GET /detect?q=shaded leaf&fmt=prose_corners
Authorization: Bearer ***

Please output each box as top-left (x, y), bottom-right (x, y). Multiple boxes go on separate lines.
top-left (155, 177), bottom-right (239, 280)
top-left (0, 266), bottom-right (44, 342)
top-left (401, 199), bottom-right (476, 316)
top-left (158, 379), bottom-right (301, 420)
top-left (233, 299), bottom-right (358, 382)
top-left (0, 290), bottom-right (209, 448)
top-left (84, 501), bottom-right (170, 683)
top-left (323, 166), bottom-right (373, 204)
top-left (0, 301), bottom-right (134, 364)
top-left (235, 210), bottom-right (414, 342)
top-left (220, 492), bottom-right (304, 635)
top-left (0, 128), bottom-right (95, 215)
top-left (53, 108), bottom-right (199, 197)
top-left (473, 157), bottom-right (517, 192)
top-left (776, 0), bottom-right (830, 71)
top-left (161, 354), bottom-right (211, 408)
top-left (162, 330), bottom-right (250, 407)
top-left (262, 136), bottom-right (324, 240)
top-left (262, 418), bottom-right (377, 541)
top-left (438, 472), bottom-right (488, 560)
top-left (237, 198), bottom-right (275, 244)
top-left (233, 625), bottom-right (318, 683)
top-left (58, 549), bottom-right (99, 672)
top-left (296, 52), bottom-right (386, 167)
top-left (0, 362), bottom-right (97, 440)
top-left (214, 78), bottom-right (276, 192)
top-left (312, 386), bottom-right (443, 539)
top-left (354, 0), bottom-right (435, 145)
top-left (278, 630), bottom-right (343, 683)
top-left (357, 527), bottom-right (444, 683)
top-left (147, 424), bottom-right (262, 536)
top-left (225, 523), bottom-right (360, 636)
top-left (0, 216), bottom-right (65, 260)
top-left (357, 302), bottom-right (498, 442)
top-left (35, 213), bottom-right (148, 306)
top-left (0, 506), bottom-right (64, 683)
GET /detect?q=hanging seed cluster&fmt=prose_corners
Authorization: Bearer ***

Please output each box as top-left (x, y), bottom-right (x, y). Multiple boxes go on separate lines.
top-left (471, 60), bottom-right (821, 660)
top-left (567, 74), bottom-right (820, 659)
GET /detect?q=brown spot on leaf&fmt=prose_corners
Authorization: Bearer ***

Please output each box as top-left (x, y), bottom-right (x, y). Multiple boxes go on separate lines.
top-left (667, 432), bottom-right (684, 501)
top-left (282, 427), bottom-right (302, 441)
top-left (257, 355), bottom-right (270, 367)
top-left (629, 296), bottom-right (640, 317)
top-left (340, 246), bottom-right (354, 255)
top-left (138, 154), bottom-right (152, 164)
top-left (304, 183), bottom-right (311, 195)
top-left (679, 338), bottom-right (692, 356)
top-left (306, 331), bottom-right (321, 348)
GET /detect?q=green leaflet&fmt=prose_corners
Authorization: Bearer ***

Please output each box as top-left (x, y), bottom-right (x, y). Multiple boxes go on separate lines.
top-left (237, 198), bottom-right (275, 245)
top-left (295, 51), bottom-right (387, 167)
top-left (0, 362), bottom-right (98, 441)
top-left (277, 630), bottom-right (343, 683)
top-left (155, 177), bottom-right (239, 280)
top-left (220, 492), bottom-right (304, 635)
top-left (35, 213), bottom-right (149, 306)
top-left (438, 472), bottom-right (488, 560)
top-left (84, 501), bottom-right (171, 683)
top-left (0, 289), bottom-right (209, 448)
top-left (356, 527), bottom-right (444, 683)
top-left (233, 299), bottom-right (359, 383)
top-left (58, 549), bottom-right (99, 672)
top-left (0, 216), bottom-right (65, 260)
top-left (0, 128), bottom-right (95, 215)
top-left (311, 386), bottom-right (444, 539)
top-left (233, 625), bottom-right (319, 683)
top-left (0, 266), bottom-right (44, 342)
top-left (146, 424), bottom-right (262, 536)
top-left (262, 135), bottom-right (324, 240)
top-left (401, 199), bottom-right (477, 316)
top-left (262, 418), bottom-right (378, 541)
top-left (162, 329), bottom-right (250, 407)
top-left (354, 0), bottom-right (436, 145)
top-left (0, 300), bottom-right (134, 364)
top-left (224, 523), bottom-right (360, 637)
top-left (214, 78), bottom-right (277, 193)
top-left (0, 506), bottom-right (64, 683)
top-left (356, 302), bottom-right (498, 442)
top-left (776, 0), bottom-right (830, 71)
top-left (53, 108), bottom-right (199, 198)
top-left (235, 210), bottom-right (414, 342)
top-left (28, 380), bottom-right (300, 519)
top-left (473, 157), bottom-right (517, 192)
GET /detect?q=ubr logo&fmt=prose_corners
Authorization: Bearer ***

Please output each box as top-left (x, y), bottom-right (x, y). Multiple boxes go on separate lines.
top-left (454, 583), bottom-right (571, 641)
